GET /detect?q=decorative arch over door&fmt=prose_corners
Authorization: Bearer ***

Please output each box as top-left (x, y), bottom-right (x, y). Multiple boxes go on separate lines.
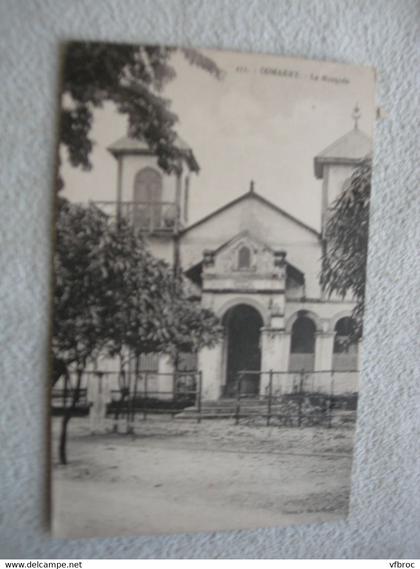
top-left (133, 167), bottom-right (163, 229)
top-left (222, 303), bottom-right (263, 397)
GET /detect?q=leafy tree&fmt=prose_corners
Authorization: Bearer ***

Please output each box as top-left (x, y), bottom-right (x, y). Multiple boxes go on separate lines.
top-left (99, 219), bottom-right (222, 429)
top-left (52, 198), bottom-right (110, 463)
top-left (59, 41), bottom-right (222, 186)
top-left (320, 158), bottom-right (372, 339)
top-left (52, 199), bottom-right (110, 374)
top-left (53, 202), bottom-right (221, 460)
top-left (162, 292), bottom-right (222, 360)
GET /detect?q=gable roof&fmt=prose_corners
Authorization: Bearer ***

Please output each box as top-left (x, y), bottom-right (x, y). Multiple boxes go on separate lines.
top-left (314, 128), bottom-right (372, 179)
top-left (181, 189), bottom-right (320, 238)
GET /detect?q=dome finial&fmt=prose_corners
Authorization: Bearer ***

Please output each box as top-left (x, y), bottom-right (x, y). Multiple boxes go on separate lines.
top-left (250, 180), bottom-right (255, 193)
top-left (352, 103), bottom-right (361, 130)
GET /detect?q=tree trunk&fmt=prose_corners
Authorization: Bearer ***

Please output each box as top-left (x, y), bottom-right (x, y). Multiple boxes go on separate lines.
top-left (126, 355), bottom-right (139, 434)
top-left (52, 355), bottom-right (68, 386)
top-left (58, 367), bottom-right (83, 465)
top-left (173, 172), bottom-right (182, 282)
top-left (114, 356), bottom-right (126, 432)
top-left (59, 413), bottom-right (70, 465)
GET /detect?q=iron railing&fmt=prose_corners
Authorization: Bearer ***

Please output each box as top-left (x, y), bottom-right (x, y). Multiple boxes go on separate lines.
top-left (231, 369), bottom-right (358, 427)
top-left (52, 368), bottom-right (357, 428)
top-left (91, 201), bottom-right (178, 233)
top-left (52, 370), bottom-right (203, 427)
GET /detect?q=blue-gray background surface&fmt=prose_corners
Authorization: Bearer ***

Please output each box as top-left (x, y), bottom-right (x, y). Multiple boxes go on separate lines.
top-left (0, 0), bottom-right (419, 559)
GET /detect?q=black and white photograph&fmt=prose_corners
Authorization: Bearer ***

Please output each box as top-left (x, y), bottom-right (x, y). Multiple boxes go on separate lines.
top-left (51, 42), bottom-right (376, 538)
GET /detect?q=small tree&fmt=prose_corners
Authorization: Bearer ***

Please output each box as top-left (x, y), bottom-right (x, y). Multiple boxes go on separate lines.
top-left (101, 220), bottom-right (222, 427)
top-left (52, 199), bottom-right (110, 463)
top-left (53, 205), bottom-right (222, 458)
top-left (162, 292), bottom-right (222, 360)
top-left (99, 219), bottom-right (177, 411)
top-left (320, 158), bottom-right (372, 339)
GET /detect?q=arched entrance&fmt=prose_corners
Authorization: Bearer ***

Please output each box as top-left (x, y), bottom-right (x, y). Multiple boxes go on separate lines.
top-left (223, 304), bottom-right (263, 396)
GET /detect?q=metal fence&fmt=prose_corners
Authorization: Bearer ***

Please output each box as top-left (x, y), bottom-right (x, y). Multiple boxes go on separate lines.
top-left (52, 369), bottom-right (203, 424)
top-left (232, 369), bottom-right (358, 427)
top-left (107, 370), bottom-right (203, 426)
top-left (51, 368), bottom-right (357, 428)
top-left (91, 200), bottom-right (178, 234)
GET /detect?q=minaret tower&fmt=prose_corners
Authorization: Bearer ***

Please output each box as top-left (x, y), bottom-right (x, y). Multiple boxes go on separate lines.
top-left (314, 105), bottom-right (372, 237)
top-left (107, 134), bottom-right (199, 263)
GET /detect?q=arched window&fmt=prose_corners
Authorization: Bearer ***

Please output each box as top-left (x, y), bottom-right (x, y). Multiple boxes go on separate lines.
top-left (134, 167), bottom-right (162, 202)
top-left (291, 316), bottom-right (316, 353)
top-left (289, 315), bottom-right (316, 372)
top-left (333, 317), bottom-right (358, 371)
top-left (133, 167), bottom-right (162, 229)
top-left (238, 246), bottom-right (251, 269)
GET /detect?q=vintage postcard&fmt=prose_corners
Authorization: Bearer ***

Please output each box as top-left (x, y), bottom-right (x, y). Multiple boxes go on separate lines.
top-left (51, 42), bottom-right (375, 537)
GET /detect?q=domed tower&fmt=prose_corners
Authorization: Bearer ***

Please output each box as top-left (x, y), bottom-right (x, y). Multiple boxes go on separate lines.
top-left (314, 105), bottom-right (372, 238)
top-left (108, 134), bottom-right (199, 263)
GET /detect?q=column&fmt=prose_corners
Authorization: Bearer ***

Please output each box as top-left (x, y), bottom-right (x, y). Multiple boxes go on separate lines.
top-left (260, 328), bottom-right (291, 395)
top-left (314, 331), bottom-right (335, 371)
top-left (314, 331), bottom-right (335, 392)
top-left (158, 354), bottom-right (174, 400)
top-left (197, 342), bottom-right (224, 400)
top-left (357, 338), bottom-right (363, 372)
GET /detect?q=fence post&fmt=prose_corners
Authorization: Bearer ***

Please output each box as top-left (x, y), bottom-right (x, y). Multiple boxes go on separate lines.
top-left (235, 373), bottom-right (242, 425)
top-left (327, 371), bottom-right (335, 428)
top-left (297, 369), bottom-right (305, 427)
top-left (267, 370), bottom-right (273, 426)
top-left (126, 368), bottom-right (132, 434)
top-left (132, 367), bottom-right (139, 427)
top-left (173, 370), bottom-right (177, 400)
top-left (197, 371), bottom-right (202, 424)
top-left (114, 369), bottom-right (125, 433)
top-left (143, 371), bottom-right (148, 421)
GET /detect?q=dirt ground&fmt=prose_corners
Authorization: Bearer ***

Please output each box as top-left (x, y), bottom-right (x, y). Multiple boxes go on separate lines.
top-left (51, 416), bottom-right (356, 538)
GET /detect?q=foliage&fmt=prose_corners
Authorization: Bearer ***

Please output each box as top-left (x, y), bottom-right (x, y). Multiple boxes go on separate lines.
top-left (99, 219), bottom-right (222, 361)
top-left (52, 198), bottom-right (110, 375)
top-left (53, 201), bottom-right (222, 374)
top-left (96, 218), bottom-right (171, 359)
top-left (159, 290), bottom-right (222, 359)
top-left (320, 158), bottom-right (372, 339)
top-left (53, 200), bottom-right (221, 460)
top-left (59, 42), bottom-right (222, 179)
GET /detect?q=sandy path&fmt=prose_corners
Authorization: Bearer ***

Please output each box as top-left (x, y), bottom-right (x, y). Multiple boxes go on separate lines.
top-left (52, 418), bottom-right (354, 538)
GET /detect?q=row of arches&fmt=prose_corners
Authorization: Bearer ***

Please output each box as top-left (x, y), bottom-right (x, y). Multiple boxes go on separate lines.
top-left (289, 314), bottom-right (358, 372)
top-left (222, 304), bottom-right (358, 393)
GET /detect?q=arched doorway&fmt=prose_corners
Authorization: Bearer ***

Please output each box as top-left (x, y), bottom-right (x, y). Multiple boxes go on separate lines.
top-left (223, 304), bottom-right (263, 396)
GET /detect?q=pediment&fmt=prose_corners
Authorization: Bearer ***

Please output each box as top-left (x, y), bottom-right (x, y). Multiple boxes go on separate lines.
top-left (184, 231), bottom-right (305, 294)
top-left (204, 231), bottom-right (277, 275)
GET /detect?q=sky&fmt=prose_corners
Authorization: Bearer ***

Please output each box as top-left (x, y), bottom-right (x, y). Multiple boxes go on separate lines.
top-left (61, 48), bottom-right (376, 232)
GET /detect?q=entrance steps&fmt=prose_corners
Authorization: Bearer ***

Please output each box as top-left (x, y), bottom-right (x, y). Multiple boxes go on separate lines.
top-left (176, 398), bottom-right (276, 420)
